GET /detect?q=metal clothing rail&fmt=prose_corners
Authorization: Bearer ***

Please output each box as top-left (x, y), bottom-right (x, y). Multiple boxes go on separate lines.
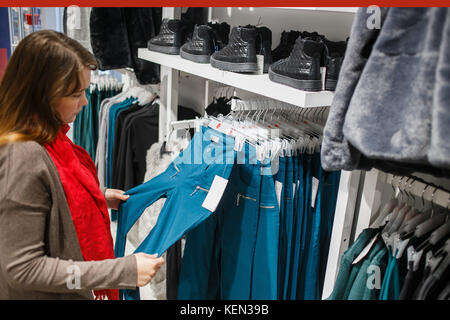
top-left (387, 174), bottom-right (450, 210)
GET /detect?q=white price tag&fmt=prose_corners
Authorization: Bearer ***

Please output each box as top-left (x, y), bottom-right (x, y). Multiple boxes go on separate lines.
top-left (202, 175), bottom-right (229, 212)
top-left (256, 55), bottom-right (264, 75)
top-left (311, 176), bottom-right (319, 208)
top-left (275, 181), bottom-right (283, 210)
top-left (352, 233), bottom-right (379, 265)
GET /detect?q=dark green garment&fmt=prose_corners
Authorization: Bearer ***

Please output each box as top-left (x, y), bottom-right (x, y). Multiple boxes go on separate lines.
top-left (326, 228), bottom-right (380, 300)
top-left (347, 238), bottom-right (388, 300)
top-left (72, 86), bottom-right (122, 161)
top-left (379, 248), bottom-right (406, 300)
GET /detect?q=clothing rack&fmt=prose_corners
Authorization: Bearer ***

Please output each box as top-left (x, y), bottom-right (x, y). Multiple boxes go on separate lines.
top-left (229, 98), bottom-right (329, 125)
top-left (386, 174), bottom-right (450, 210)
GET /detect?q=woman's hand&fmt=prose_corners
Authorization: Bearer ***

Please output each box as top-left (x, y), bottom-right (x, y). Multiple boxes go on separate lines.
top-left (134, 253), bottom-right (165, 286)
top-left (104, 188), bottom-right (130, 210)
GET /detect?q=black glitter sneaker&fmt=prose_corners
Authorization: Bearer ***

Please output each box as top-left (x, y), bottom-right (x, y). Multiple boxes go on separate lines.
top-left (180, 25), bottom-right (216, 63)
top-left (148, 18), bottom-right (184, 55)
top-left (269, 37), bottom-right (324, 91)
top-left (324, 39), bottom-right (347, 91)
top-left (210, 26), bottom-right (258, 73)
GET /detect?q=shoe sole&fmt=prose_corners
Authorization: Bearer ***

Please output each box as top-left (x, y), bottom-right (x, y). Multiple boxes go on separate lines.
top-left (210, 56), bottom-right (258, 73)
top-left (268, 68), bottom-right (322, 91)
top-left (180, 49), bottom-right (211, 63)
top-left (148, 43), bottom-right (180, 55)
top-left (325, 79), bottom-right (337, 91)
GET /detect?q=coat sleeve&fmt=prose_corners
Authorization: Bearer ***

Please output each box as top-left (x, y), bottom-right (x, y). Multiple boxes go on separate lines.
top-left (0, 142), bottom-right (137, 294)
top-left (321, 7), bottom-right (389, 171)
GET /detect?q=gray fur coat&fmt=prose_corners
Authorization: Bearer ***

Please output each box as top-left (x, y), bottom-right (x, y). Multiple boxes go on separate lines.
top-left (321, 8), bottom-right (450, 177)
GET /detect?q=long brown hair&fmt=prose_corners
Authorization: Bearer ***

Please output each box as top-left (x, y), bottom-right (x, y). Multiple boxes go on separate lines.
top-left (0, 30), bottom-right (97, 145)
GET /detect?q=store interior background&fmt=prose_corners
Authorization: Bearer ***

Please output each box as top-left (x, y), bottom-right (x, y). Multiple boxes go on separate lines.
top-left (1, 7), bottom-right (450, 299)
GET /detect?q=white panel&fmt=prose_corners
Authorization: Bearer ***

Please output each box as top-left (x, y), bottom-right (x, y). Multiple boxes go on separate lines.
top-left (354, 169), bottom-right (386, 239)
top-left (322, 170), bottom-right (362, 299)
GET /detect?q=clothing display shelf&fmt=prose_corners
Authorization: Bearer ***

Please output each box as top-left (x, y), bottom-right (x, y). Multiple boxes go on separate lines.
top-left (151, 7), bottom-right (363, 301)
top-left (138, 48), bottom-right (334, 108)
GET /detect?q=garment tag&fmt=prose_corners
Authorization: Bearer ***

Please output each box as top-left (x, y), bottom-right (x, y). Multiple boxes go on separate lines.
top-left (256, 55), bottom-right (264, 75)
top-left (352, 233), bottom-right (379, 265)
top-left (311, 176), bottom-right (319, 208)
top-left (407, 246), bottom-right (423, 271)
top-left (275, 181), bottom-right (283, 210)
top-left (210, 134), bottom-right (219, 144)
top-left (393, 233), bottom-right (410, 259)
top-left (202, 175), bottom-right (229, 212)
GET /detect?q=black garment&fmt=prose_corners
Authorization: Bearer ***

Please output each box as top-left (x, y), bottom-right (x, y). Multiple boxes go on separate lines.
top-left (166, 239), bottom-right (183, 300)
top-left (111, 101), bottom-right (146, 190)
top-left (112, 104), bottom-right (200, 191)
top-left (415, 256), bottom-right (450, 300)
top-left (90, 8), bottom-right (162, 85)
top-left (205, 97), bottom-right (232, 117)
top-left (437, 282), bottom-right (450, 300)
top-left (399, 258), bottom-right (425, 300)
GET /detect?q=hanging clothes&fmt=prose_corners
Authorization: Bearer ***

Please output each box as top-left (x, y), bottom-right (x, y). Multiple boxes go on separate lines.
top-left (89, 8), bottom-right (162, 85)
top-left (327, 187), bottom-right (450, 300)
top-left (73, 80), bottom-right (122, 161)
top-left (113, 100), bottom-right (341, 300)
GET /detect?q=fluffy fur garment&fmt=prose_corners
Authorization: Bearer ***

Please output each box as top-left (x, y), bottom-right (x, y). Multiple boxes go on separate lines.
top-left (321, 8), bottom-right (450, 177)
top-left (89, 8), bottom-right (162, 84)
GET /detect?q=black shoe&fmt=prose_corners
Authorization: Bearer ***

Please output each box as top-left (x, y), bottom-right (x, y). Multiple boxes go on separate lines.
top-left (272, 30), bottom-right (301, 63)
top-left (269, 37), bottom-right (324, 91)
top-left (324, 39), bottom-right (347, 91)
top-left (210, 26), bottom-right (258, 73)
top-left (148, 18), bottom-right (185, 55)
top-left (180, 25), bottom-right (215, 63)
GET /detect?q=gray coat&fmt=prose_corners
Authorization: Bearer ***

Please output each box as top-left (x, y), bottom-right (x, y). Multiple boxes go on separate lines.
top-left (0, 141), bottom-right (137, 299)
top-left (321, 8), bottom-right (450, 177)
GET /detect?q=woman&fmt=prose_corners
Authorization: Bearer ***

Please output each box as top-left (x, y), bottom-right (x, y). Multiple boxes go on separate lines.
top-left (0, 30), bottom-right (164, 300)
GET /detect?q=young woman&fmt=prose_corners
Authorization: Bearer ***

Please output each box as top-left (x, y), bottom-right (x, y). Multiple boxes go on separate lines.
top-left (0, 30), bottom-right (164, 300)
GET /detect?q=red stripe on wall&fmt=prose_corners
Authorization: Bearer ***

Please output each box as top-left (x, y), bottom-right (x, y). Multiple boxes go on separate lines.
top-left (0, 48), bottom-right (7, 81)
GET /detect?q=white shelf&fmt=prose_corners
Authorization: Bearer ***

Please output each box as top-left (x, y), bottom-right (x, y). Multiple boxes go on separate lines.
top-left (269, 7), bottom-right (358, 13)
top-left (138, 48), bottom-right (334, 108)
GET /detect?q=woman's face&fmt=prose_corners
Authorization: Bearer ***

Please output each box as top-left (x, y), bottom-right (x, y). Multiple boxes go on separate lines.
top-left (54, 67), bottom-right (91, 124)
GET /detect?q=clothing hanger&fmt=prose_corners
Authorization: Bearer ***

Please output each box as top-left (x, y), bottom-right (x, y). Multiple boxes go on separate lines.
top-left (382, 176), bottom-right (407, 234)
top-left (388, 177), bottom-right (416, 234)
top-left (370, 175), bottom-right (399, 228)
top-left (428, 196), bottom-right (450, 246)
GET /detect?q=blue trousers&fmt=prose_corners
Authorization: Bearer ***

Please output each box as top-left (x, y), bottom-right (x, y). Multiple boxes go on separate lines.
top-left (178, 147), bottom-right (279, 300)
top-left (275, 155), bottom-right (286, 299)
top-left (115, 126), bottom-right (236, 299)
top-left (250, 158), bottom-right (280, 299)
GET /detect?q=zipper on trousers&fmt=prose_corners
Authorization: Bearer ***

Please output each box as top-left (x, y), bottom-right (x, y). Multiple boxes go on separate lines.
top-left (171, 163), bottom-right (181, 178)
top-left (260, 205), bottom-right (275, 209)
top-left (190, 185), bottom-right (209, 196)
top-left (236, 193), bottom-right (257, 206)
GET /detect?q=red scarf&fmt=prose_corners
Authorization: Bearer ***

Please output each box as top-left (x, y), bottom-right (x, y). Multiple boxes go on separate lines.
top-left (44, 124), bottom-right (118, 300)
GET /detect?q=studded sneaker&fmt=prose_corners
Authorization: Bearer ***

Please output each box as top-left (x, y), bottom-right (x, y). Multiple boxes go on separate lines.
top-left (210, 26), bottom-right (258, 73)
top-left (269, 37), bottom-right (324, 91)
